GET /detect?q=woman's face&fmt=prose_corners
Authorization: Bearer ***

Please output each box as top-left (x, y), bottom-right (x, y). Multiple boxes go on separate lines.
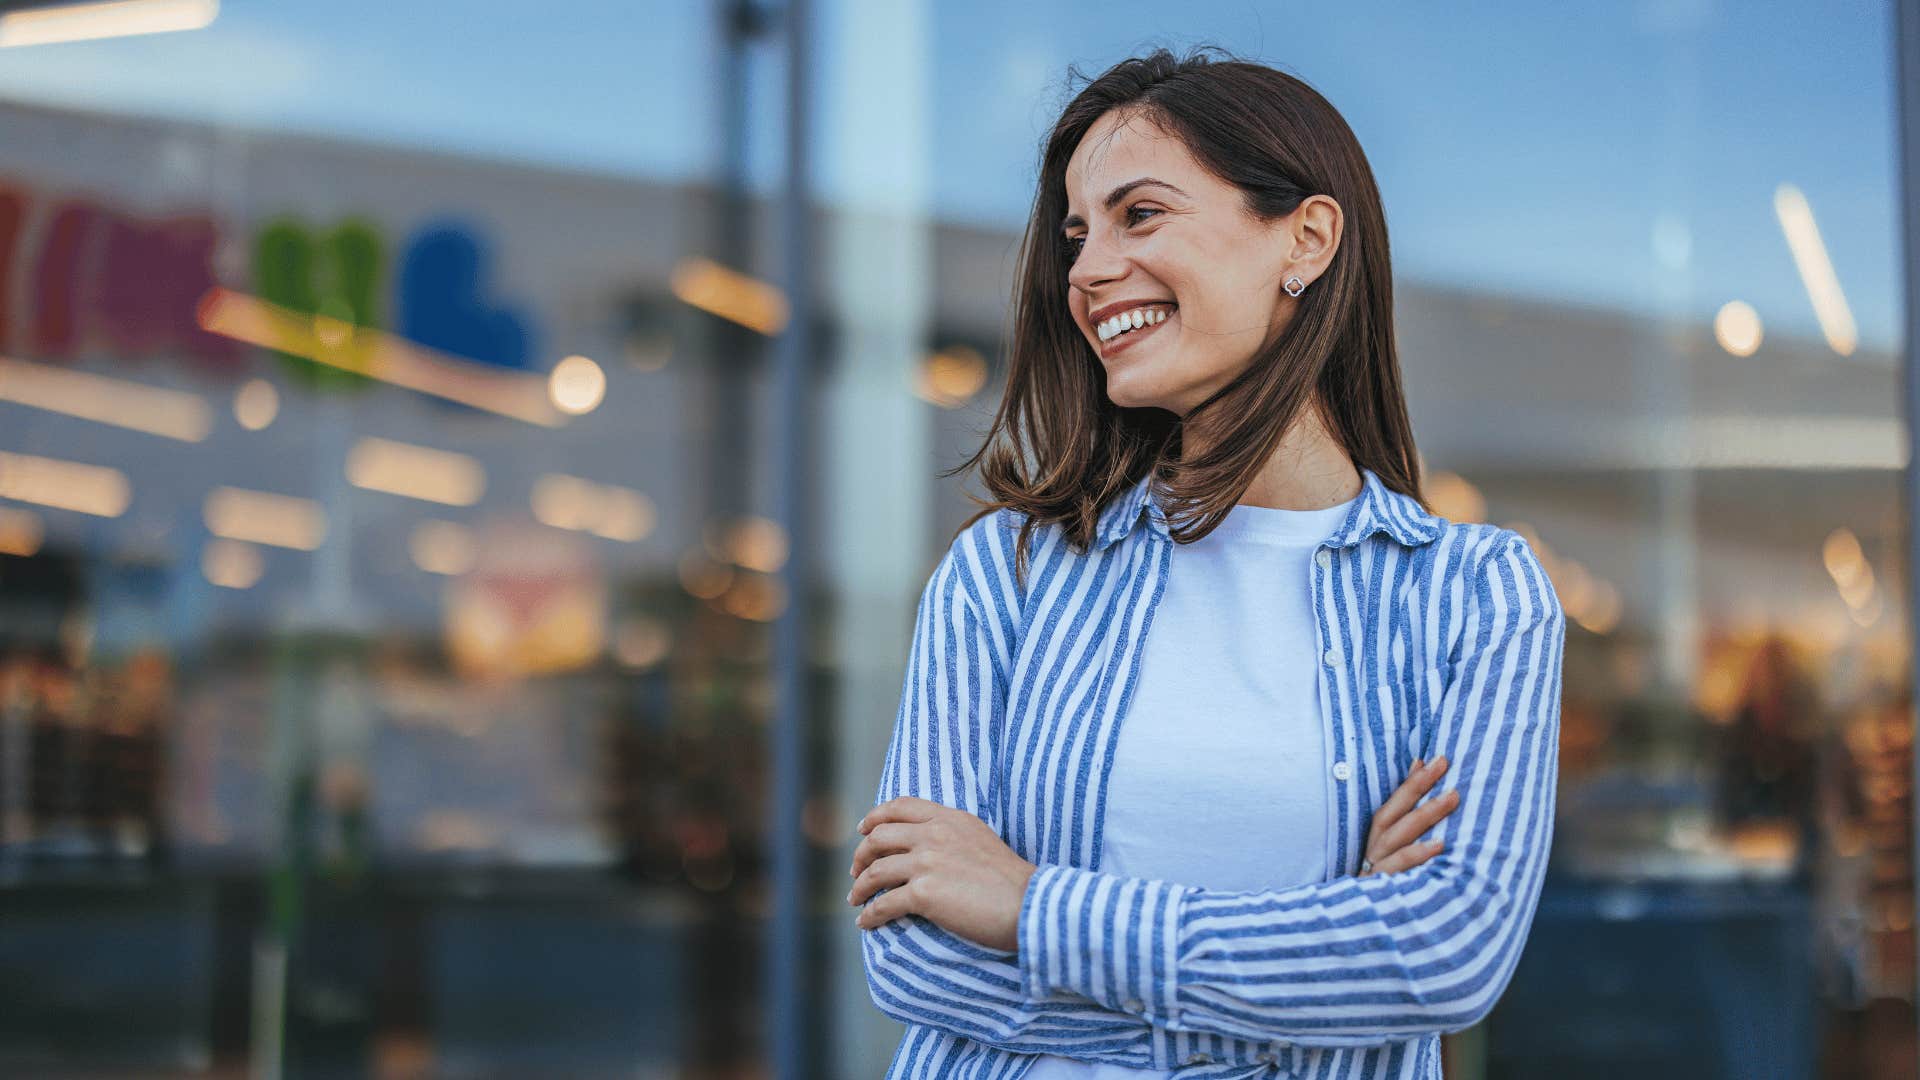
top-left (1061, 108), bottom-right (1340, 416)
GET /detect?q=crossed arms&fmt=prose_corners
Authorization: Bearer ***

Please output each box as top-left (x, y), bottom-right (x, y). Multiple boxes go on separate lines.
top-left (859, 524), bottom-right (1564, 1066)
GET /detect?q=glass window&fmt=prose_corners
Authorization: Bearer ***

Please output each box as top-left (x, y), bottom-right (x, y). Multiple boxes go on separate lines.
top-left (829, 5), bottom-right (1910, 1077)
top-left (0, 2), bottom-right (801, 1076)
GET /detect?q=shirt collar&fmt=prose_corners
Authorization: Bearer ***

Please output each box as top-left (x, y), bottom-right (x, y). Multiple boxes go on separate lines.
top-left (1092, 466), bottom-right (1443, 552)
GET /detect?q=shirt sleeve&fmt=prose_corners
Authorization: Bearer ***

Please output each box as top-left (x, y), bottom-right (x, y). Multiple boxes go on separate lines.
top-left (1015, 532), bottom-right (1565, 1047)
top-left (859, 525), bottom-right (1164, 1065)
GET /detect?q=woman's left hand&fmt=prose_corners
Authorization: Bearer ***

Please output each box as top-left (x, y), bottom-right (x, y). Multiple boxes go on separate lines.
top-left (847, 796), bottom-right (1037, 952)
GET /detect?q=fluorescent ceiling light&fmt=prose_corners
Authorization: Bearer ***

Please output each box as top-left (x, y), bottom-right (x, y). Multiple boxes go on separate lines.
top-left (0, 0), bottom-right (218, 48)
top-left (0, 353), bottom-right (212, 441)
top-left (196, 287), bottom-right (566, 428)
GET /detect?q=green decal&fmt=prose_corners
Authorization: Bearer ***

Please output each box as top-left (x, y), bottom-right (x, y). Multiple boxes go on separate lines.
top-left (252, 217), bottom-right (385, 392)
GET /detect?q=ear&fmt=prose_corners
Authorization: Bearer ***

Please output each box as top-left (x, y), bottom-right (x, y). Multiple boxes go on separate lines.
top-left (1285, 194), bottom-right (1343, 280)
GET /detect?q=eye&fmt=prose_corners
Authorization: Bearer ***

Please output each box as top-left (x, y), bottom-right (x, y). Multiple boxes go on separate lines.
top-left (1059, 205), bottom-right (1162, 263)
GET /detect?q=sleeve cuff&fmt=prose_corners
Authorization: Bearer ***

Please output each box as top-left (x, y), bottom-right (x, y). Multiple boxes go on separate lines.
top-left (1016, 862), bottom-right (1185, 1024)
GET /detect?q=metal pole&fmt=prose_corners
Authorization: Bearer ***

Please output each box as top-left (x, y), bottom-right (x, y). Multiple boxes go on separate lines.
top-left (1895, 5), bottom-right (1920, 1077)
top-left (769, 0), bottom-right (814, 1076)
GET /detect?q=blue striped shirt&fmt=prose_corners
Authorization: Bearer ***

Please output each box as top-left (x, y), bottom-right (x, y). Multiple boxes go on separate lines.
top-left (861, 466), bottom-right (1565, 1079)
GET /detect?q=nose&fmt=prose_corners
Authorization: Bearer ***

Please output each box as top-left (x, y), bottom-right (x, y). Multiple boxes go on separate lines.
top-left (1067, 232), bottom-right (1128, 297)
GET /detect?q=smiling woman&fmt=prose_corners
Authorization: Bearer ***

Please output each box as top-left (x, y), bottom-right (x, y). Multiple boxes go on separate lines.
top-left (970, 47), bottom-right (1419, 558)
top-left (855, 44), bottom-right (1564, 1080)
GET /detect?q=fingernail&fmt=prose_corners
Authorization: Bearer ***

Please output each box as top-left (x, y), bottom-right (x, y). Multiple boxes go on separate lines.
top-left (1412, 757), bottom-right (1424, 771)
top-left (1428, 840), bottom-right (1444, 851)
top-left (845, 890), bottom-right (854, 904)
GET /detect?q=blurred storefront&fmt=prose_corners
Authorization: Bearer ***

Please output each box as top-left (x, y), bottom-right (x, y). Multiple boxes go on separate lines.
top-left (0, 1), bottom-right (1912, 1079)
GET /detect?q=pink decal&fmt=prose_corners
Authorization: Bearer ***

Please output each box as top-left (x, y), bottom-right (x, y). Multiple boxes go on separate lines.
top-left (30, 199), bottom-right (98, 360)
top-left (96, 211), bottom-right (240, 370)
top-left (0, 183), bottom-right (22, 352)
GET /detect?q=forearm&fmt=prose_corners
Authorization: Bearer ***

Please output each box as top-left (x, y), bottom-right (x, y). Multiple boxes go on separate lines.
top-left (1017, 844), bottom-right (1553, 1046)
top-left (862, 905), bottom-right (1149, 1064)
top-left (863, 901), bottom-right (1283, 1067)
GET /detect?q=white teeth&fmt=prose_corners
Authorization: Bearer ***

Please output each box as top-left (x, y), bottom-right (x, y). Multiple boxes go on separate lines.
top-left (1096, 305), bottom-right (1172, 342)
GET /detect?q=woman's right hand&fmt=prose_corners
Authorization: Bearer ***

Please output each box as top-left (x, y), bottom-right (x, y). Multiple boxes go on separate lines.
top-left (1358, 755), bottom-right (1459, 877)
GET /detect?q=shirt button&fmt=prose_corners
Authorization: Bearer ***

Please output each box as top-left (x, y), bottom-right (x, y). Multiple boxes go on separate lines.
top-left (1314, 549), bottom-right (1331, 569)
top-left (1322, 646), bottom-right (1341, 666)
top-left (1256, 1050), bottom-right (1278, 1063)
top-left (1332, 760), bottom-right (1352, 782)
top-left (1123, 997), bottom-right (1143, 1012)
top-left (1186, 1053), bottom-right (1212, 1065)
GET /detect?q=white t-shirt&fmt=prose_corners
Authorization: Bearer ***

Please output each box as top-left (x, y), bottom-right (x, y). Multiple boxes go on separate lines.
top-left (1022, 493), bottom-right (1356, 1078)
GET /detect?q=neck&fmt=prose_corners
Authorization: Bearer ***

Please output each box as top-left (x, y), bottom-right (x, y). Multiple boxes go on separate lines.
top-left (1180, 406), bottom-right (1361, 512)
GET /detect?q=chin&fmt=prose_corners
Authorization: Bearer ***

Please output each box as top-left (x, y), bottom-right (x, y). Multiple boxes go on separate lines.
top-left (1102, 370), bottom-right (1172, 412)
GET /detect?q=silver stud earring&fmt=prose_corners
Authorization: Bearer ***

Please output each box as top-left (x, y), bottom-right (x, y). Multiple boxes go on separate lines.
top-left (1283, 276), bottom-right (1307, 297)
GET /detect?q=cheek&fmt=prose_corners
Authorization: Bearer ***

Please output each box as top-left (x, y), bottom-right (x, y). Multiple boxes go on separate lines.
top-left (1185, 268), bottom-right (1275, 337)
top-left (1170, 304), bottom-right (1265, 383)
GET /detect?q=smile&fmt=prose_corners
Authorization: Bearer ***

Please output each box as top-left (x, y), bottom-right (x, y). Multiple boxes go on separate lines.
top-left (1096, 304), bottom-right (1175, 356)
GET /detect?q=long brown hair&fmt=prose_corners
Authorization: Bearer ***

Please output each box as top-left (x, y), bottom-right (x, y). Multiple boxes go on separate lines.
top-left (948, 45), bottom-right (1427, 589)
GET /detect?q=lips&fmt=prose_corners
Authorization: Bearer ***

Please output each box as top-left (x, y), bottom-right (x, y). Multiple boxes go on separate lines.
top-left (1088, 299), bottom-right (1175, 325)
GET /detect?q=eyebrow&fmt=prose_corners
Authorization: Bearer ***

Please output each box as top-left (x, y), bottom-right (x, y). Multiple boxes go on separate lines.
top-left (1060, 177), bottom-right (1188, 231)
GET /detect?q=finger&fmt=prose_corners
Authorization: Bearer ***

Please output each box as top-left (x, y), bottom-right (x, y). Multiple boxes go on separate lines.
top-left (1368, 756), bottom-right (1449, 842)
top-left (849, 852), bottom-right (915, 907)
top-left (856, 881), bottom-right (916, 930)
top-left (1371, 787), bottom-right (1461, 856)
top-left (857, 797), bottom-right (941, 835)
top-left (1366, 837), bottom-right (1445, 876)
top-left (855, 803), bottom-right (890, 835)
top-left (849, 822), bottom-right (917, 878)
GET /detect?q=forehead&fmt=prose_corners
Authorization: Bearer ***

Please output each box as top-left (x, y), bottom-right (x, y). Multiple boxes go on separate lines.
top-left (1064, 110), bottom-right (1194, 203)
